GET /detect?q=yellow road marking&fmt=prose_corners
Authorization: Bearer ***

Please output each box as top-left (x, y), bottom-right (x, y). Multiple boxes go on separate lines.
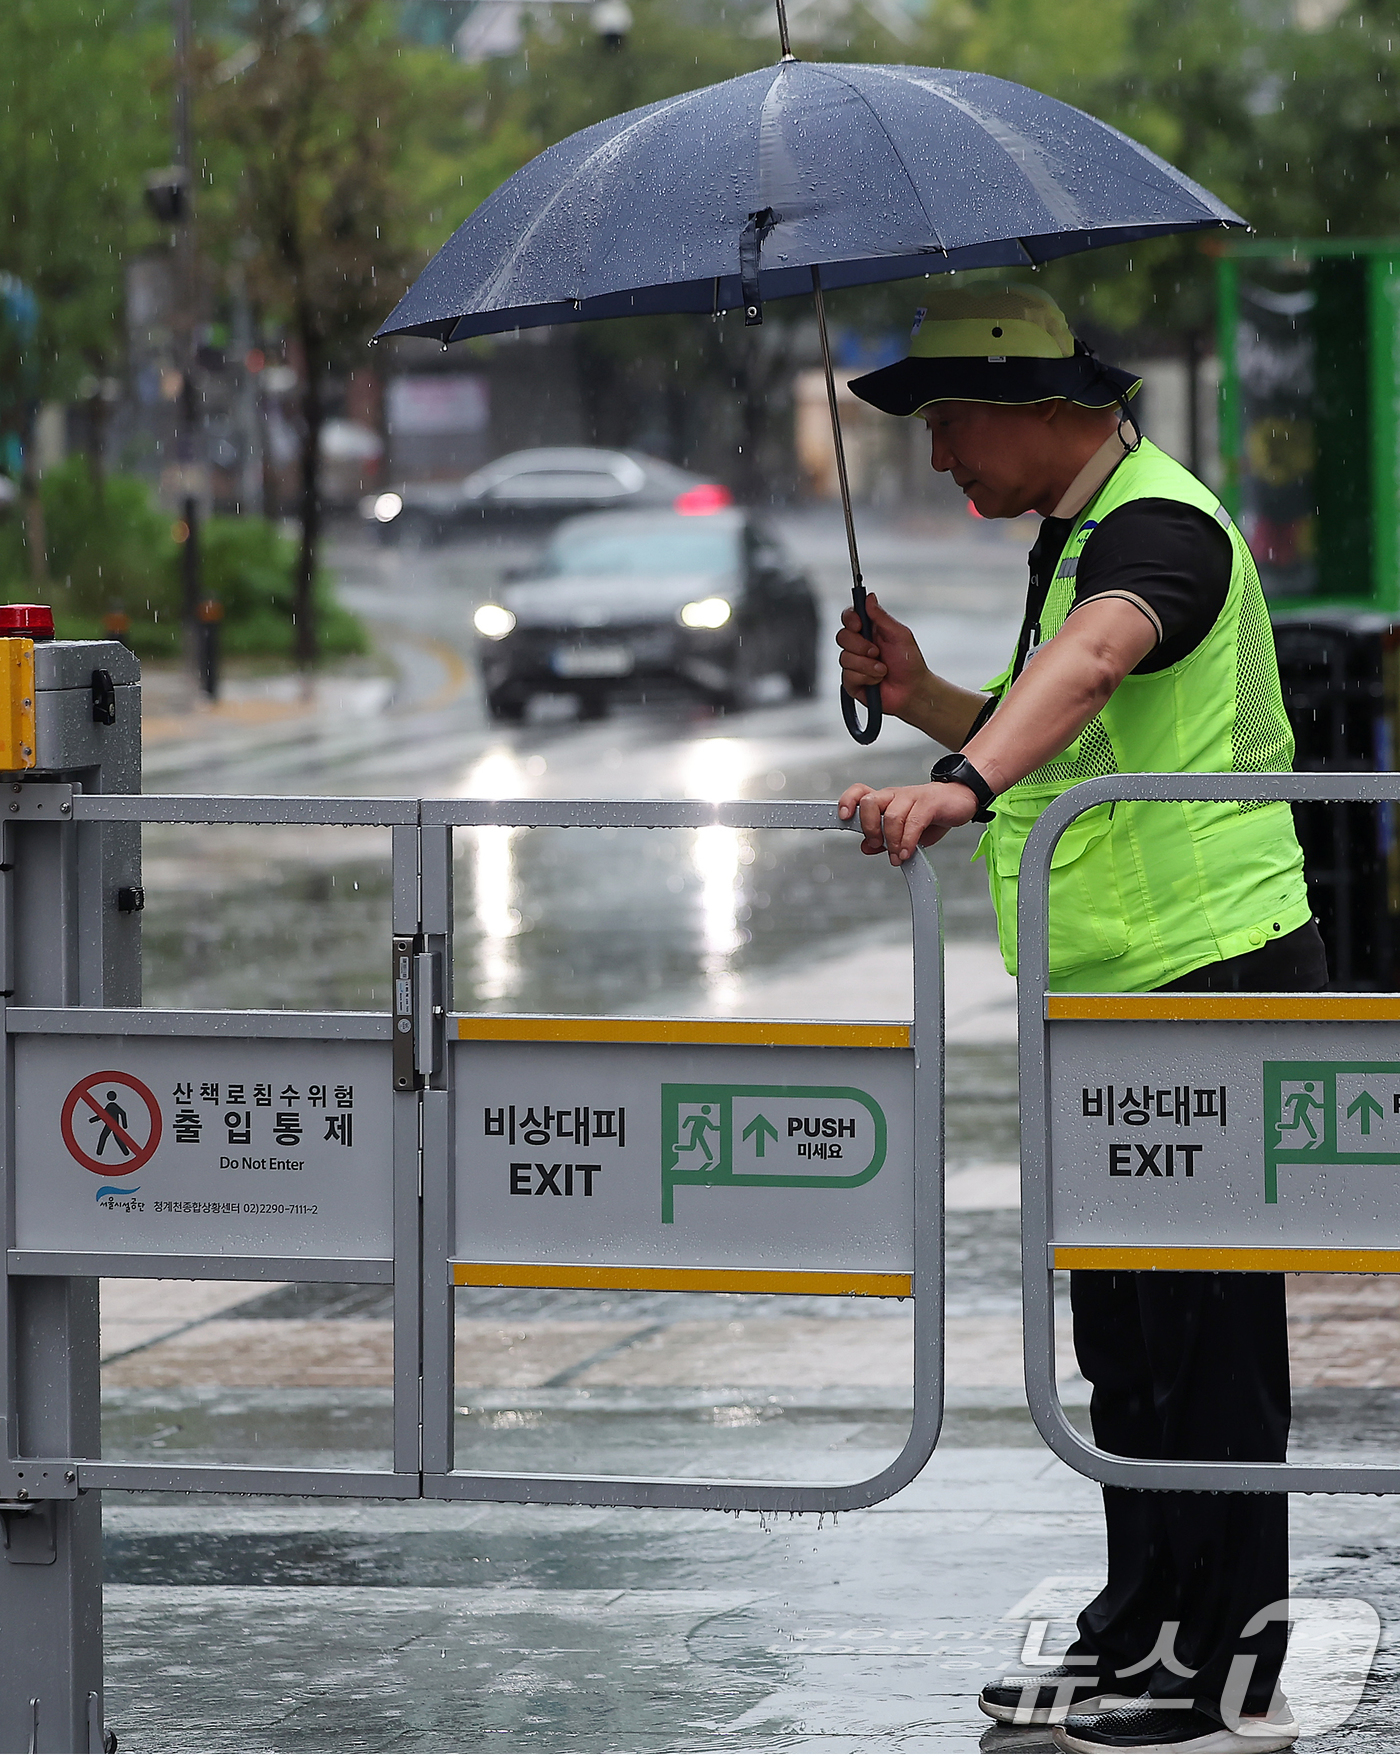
top-left (451, 1262), bottom-right (912, 1297)
top-left (1054, 1246), bottom-right (1400, 1273)
top-left (1048, 994), bottom-right (1400, 1022)
top-left (406, 636), bottom-right (470, 715)
top-left (454, 1016), bottom-right (910, 1049)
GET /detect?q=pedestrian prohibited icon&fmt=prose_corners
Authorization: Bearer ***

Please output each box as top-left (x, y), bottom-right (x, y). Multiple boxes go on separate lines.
top-left (661, 1082), bottom-right (887, 1221)
top-left (60, 1070), bottom-right (163, 1176)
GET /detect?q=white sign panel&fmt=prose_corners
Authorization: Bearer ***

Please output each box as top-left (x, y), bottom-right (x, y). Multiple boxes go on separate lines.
top-left (1049, 1019), bottom-right (1400, 1247)
top-left (453, 1041), bottom-right (915, 1274)
top-left (386, 374), bottom-right (489, 435)
top-left (15, 1036), bottom-right (392, 1260)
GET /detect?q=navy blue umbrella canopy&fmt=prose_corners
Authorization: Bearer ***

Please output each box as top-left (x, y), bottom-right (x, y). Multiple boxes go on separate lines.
top-left (375, 60), bottom-right (1244, 344)
top-left (379, 53), bottom-right (1246, 746)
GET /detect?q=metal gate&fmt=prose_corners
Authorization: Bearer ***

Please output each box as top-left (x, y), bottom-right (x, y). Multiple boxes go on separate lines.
top-left (3, 792), bottom-right (944, 1512)
top-left (1020, 771), bottom-right (1400, 1494)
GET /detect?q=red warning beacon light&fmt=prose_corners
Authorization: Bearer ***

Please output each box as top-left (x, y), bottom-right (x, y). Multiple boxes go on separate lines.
top-left (0, 604), bottom-right (54, 640)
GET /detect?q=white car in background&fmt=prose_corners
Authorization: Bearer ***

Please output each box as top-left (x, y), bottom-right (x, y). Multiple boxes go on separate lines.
top-left (361, 446), bottom-right (731, 544)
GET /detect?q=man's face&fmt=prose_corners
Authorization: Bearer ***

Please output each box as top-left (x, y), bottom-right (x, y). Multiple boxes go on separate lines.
top-left (921, 400), bottom-right (1063, 519)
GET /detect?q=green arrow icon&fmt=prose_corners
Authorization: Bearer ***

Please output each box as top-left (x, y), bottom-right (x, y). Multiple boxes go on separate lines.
top-left (742, 1113), bottom-right (779, 1157)
top-left (1347, 1090), bottom-right (1385, 1135)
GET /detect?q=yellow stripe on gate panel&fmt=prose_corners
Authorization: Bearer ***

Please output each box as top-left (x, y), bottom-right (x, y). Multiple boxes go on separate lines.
top-left (454, 1016), bottom-right (910, 1049)
top-left (1054, 1246), bottom-right (1400, 1274)
top-left (0, 639), bottom-right (36, 772)
top-left (452, 1261), bottom-right (913, 1297)
top-left (1048, 994), bottom-right (1400, 1023)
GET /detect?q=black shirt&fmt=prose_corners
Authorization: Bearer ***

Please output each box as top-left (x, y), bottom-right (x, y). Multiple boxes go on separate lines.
top-left (1012, 497), bottom-right (1233, 685)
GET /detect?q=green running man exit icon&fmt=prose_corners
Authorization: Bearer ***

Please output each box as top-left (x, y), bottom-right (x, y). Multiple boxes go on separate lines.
top-left (1265, 1060), bottom-right (1400, 1202)
top-left (661, 1083), bottom-right (887, 1222)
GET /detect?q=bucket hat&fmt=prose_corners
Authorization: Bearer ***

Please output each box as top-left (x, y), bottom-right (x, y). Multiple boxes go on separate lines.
top-left (848, 285), bottom-right (1141, 416)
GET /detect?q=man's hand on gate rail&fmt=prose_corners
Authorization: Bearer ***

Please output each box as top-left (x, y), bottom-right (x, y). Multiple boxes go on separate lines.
top-left (837, 780), bottom-right (979, 864)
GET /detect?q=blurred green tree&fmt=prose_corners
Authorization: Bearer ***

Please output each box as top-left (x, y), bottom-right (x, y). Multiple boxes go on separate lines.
top-left (0, 0), bottom-right (165, 575)
top-left (197, 0), bottom-right (489, 666)
top-left (1252, 3), bottom-right (1400, 238)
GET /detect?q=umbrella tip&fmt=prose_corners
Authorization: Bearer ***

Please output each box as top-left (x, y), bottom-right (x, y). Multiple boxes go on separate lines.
top-left (773, 0), bottom-right (794, 57)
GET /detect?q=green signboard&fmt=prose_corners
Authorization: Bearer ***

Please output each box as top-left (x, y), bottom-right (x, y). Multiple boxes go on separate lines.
top-left (1264, 1058), bottom-right (1400, 1202)
top-left (660, 1082), bottom-right (888, 1221)
top-left (1216, 239), bottom-right (1400, 614)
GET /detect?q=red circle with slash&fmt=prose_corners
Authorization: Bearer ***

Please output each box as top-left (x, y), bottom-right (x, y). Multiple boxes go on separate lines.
top-left (61, 1071), bottom-right (163, 1175)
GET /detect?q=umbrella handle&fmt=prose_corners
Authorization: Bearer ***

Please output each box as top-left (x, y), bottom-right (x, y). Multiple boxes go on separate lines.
top-left (840, 583), bottom-right (883, 745)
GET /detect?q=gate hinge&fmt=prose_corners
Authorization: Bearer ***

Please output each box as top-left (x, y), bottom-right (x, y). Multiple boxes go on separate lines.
top-left (2, 782), bottom-right (75, 820)
top-left (0, 1458), bottom-right (79, 1505)
top-left (393, 936), bottom-right (421, 1092)
top-left (392, 936), bottom-right (445, 1090)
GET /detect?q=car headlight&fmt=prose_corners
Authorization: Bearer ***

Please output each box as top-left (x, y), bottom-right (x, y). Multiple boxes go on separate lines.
top-left (372, 492), bottom-right (403, 523)
top-left (679, 597), bottom-right (732, 630)
top-left (474, 603), bottom-right (517, 639)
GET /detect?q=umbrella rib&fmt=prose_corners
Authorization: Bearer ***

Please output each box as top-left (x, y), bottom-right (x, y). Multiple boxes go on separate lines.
top-left (803, 63), bottom-right (947, 254)
top-left (470, 84), bottom-right (728, 314)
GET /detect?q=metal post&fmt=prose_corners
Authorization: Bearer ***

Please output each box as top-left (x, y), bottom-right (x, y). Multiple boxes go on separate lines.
top-left (417, 827), bottom-right (454, 1476)
top-left (392, 823), bottom-right (425, 1479)
top-left (0, 635), bottom-right (140, 1751)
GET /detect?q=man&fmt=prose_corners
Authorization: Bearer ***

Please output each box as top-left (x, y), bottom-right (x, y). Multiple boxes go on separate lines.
top-left (836, 285), bottom-right (1324, 1756)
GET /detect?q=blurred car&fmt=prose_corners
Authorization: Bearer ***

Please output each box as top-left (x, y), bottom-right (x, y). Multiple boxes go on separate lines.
top-left (472, 506), bottom-right (819, 721)
top-left (360, 446), bottom-right (730, 543)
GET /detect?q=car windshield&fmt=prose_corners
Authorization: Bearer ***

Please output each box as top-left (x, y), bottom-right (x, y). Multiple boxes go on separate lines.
top-left (541, 521), bottom-right (739, 577)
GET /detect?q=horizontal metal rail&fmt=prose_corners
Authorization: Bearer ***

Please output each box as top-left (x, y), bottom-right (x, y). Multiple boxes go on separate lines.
top-left (76, 1463), bottom-right (417, 1497)
top-left (1020, 770), bottom-right (1400, 1494)
top-left (72, 794), bottom-right (417, 826)
top-left (7, 1008), bottom-right (390, 1039)
top-left (422, 798), bottom-right (856, 832)
top-left (73, 792), bottom-right (865, 833)
top-left (10, 1252), bottom-right (391, 1282)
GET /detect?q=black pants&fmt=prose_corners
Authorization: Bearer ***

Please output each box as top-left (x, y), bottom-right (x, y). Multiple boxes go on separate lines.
top-left (1064, 920), bottom-right (1328, 1717)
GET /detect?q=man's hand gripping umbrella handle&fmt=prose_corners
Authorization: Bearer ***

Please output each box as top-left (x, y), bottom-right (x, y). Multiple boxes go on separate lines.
top-left (812, 265), bottom-right (882, 745)
top-left (841, 584), bottom-right (883, 745)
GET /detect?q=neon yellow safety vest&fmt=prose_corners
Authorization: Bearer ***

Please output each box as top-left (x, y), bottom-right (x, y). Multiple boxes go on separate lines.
top-left (976, 438), bottom-right (1311, 994)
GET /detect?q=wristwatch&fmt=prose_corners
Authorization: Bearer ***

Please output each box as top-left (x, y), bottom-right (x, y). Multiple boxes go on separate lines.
top-left (929, 753), bottom-right (997, 822)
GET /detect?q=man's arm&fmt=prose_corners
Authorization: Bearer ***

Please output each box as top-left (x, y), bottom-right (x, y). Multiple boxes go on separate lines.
top-left (837, 596), bottom-right (1158, 863)
top-left (837, 592), bottom-right (988, 748)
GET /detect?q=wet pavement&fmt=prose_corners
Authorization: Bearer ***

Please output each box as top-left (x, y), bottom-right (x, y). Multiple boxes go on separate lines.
top-left (85, 514), bottom-right (1400, 1749)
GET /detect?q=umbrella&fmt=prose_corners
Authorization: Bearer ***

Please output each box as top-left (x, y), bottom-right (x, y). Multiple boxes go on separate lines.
top-left (376, 1), bottom-right (1245, 743)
